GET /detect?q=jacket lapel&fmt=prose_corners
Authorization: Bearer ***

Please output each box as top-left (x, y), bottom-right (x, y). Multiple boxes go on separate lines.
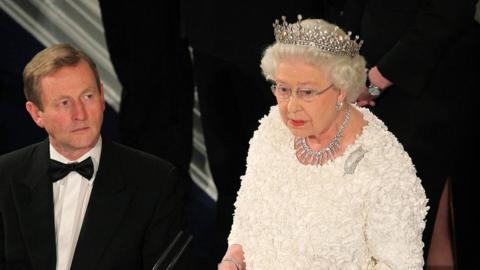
top-left (71, 141), bottom-right (134, 270)
top-left (10, 140), bottom-right (57, 270)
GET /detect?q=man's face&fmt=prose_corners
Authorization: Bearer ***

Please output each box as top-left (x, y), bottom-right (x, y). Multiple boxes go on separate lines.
top-left (26, 60), bottom-right (105, 159)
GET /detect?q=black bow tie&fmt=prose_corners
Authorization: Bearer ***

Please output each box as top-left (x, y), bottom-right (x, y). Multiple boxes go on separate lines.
top-left (48, 157), bottom-right (94, 182)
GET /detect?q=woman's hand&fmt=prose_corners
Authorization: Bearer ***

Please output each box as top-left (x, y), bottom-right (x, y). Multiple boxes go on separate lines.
top-left (218, 244), bottom-right (246, 270)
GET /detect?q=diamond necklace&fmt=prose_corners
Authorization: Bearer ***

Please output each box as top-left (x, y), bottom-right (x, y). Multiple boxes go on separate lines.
top-left (294, 108), bottom-right (351, 166)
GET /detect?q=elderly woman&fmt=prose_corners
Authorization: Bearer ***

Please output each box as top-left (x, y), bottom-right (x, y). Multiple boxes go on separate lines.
top-left (217, 17), bottom-right (428, 270)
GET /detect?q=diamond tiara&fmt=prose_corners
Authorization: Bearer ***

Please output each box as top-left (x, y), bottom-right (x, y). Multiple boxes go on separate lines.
top-left (273, 15), bottom-right (363, 57)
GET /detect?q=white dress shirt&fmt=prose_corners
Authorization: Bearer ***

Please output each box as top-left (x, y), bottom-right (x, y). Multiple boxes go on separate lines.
top-left (50, 137), bottom-right (102, 270)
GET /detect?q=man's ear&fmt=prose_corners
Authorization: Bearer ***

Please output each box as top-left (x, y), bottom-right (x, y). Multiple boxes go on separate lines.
top-left (26, 101), bottom-right (44, 128)
top-left (100, 82), bottom-right (105, 112)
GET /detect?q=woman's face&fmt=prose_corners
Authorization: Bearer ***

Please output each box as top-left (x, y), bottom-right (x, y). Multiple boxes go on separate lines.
top-left (274, 58), bottom-right (344, 138)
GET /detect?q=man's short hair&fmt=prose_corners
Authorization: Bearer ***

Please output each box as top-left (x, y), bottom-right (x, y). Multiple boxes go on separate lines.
top-left (23, 43), bottom-right (101, 110)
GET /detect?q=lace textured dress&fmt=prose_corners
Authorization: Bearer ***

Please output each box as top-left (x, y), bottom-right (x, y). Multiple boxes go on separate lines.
top-left (228, 105), bottom-right (428, 270)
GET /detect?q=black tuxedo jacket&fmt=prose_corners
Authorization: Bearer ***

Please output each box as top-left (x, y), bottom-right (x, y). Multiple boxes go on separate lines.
top-left (0, 139), bottom-right (187, 270)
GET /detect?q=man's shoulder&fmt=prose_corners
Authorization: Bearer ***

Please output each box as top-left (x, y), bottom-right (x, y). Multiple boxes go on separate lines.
top-left (103, 141), bottom-right (175, 172)
top-left (101, 141), bottom-right (180, 191)
top-left (0, 141), bottom-right (47, 189)
top-left (0, 141), bottom-right (45, 168)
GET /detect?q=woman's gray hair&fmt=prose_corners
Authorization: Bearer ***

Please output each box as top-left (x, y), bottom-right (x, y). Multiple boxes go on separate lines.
top-left (261, 19), bottom-right (367, 103)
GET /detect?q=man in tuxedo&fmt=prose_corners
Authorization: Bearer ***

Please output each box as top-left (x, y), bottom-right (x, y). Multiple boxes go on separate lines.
top-left (0, 44), bottom-right (188, 270)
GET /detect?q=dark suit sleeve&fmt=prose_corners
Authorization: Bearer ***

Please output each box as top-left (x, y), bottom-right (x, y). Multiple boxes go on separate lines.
top-left (331, 0), bottom-right (366, 34)
top-left (142, 167), bottom-right (189, 270)
top-left (376, 0), bottom-right (476, 95)
top-left (338, 0), bottom-right (476, 96)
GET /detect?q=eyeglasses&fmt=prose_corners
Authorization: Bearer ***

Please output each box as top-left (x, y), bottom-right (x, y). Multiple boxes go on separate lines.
top-left (270, 82), bottom-right (335, 102)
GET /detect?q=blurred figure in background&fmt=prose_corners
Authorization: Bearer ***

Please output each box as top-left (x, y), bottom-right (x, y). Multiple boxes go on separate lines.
top-left (449, 2), bottom-right (480, 268)
top-left (329, 0), bottom-right (480, 268)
